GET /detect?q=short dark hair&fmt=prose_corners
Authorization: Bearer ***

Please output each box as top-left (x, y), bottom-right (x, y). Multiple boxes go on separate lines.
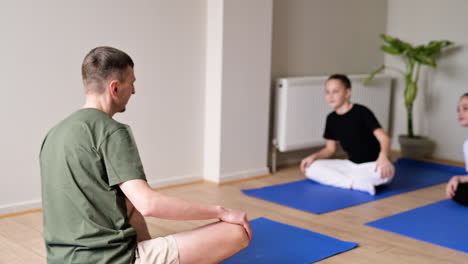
top-left (81, 46), bottom-right (134, 92)
top-left (327, 74), bottom-right (351, 89)
top-left (463, 92), bottom-right (468, 98)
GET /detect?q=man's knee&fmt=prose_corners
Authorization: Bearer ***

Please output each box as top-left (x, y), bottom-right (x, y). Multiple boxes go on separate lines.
top-left (225, 223), bottom-right (250, 250)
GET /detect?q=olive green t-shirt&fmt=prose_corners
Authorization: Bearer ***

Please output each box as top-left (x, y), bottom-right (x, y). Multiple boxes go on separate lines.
top-left (40, 108), bottom-right (147, 264)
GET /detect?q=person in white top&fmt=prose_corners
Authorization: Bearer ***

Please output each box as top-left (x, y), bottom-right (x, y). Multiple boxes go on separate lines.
top-left (446, 93), bottom-right (468, 205)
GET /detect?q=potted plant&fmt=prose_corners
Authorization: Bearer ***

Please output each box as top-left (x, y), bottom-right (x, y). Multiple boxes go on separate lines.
top-left (364, 34), bottom-right (454, 158)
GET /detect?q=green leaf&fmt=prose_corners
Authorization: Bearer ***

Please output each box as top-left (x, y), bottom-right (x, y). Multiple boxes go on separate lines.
top-left (428, 40), bottom-right (453, 49)
top-left (414, 45), bottom-right (426, 53)
top-left (362, 65), bottom-right (385, 85)
top-left (414, 54), bottom-right (436, 67)
top-left (381, 45), bottom-right (402, 55)
top-left (381, 34), bottom-right (414, 52)
top-left (424, 40), bottom-right (453, 56)
top-left (380, 34), bottom-right (397, 44)
top-left (406, 48), bottom-right (417, 58)
top-left (398, 40), bottom-right (415, 51)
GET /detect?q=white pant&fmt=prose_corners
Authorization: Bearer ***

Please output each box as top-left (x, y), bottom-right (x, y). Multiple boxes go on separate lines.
top-left (305, 159), bottom-right (393, 192)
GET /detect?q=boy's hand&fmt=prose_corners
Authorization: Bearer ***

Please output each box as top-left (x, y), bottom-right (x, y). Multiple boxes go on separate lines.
top-left (300, 154), bottom-right (317, 174)
top-left (446, 176), bottom-right (460, 198)
top-left (375, 154), bottom-right (394, 179)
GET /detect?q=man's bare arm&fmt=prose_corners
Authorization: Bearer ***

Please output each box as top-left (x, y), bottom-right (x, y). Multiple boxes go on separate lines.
top-left (119, 179), bottom-right (252, 239)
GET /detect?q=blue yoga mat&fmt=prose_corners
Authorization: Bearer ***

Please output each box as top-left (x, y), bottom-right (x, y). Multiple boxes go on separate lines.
top-left (221, 217), bottom-right (357, 264)
top-left (243, 159), bottom-right (465, 214)
top-left (366, 199), bottom-right (468, 253)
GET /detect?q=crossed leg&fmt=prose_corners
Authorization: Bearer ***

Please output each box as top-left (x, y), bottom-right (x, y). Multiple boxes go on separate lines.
top-left (126, 198), bottom-right (250, 264)
top-left (174, 221), bottom-right (250, 264)
top-left (304, 159), bottom-right (394, 195)
top-left (304, 159), bottom-right (353, 189)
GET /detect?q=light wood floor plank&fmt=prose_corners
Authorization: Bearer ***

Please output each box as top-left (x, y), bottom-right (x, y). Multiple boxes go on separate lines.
top-left (0, 233), bottom-right (45, 263)
top-left (1, 161), bottom-right (467, 263)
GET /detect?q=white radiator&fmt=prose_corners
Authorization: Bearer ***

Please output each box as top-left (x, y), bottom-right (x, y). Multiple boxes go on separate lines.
top-left (271, 74), bottom-right (392, 171)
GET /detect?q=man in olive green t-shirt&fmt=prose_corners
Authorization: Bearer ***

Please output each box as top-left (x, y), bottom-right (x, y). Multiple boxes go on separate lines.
top-left (40, 47), bottom-right (251, 264)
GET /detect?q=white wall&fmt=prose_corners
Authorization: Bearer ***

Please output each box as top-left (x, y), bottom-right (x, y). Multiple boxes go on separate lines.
top-left (7, 0), bottom-right (464, 215)
top-left (220, 0), bottom-right (273, 181)
top-left (386, 0), bottom-right (468, 161)
top-left (271, 0), bottom-right (387, 165)
top-left (203, 0), bottom-right (224, 182)
top-left (204, 0), bottom-right (273, 183)
top-left (271, 0), bottom-right (387, 79)
top-left (0, 0), bottom-right (207, 214)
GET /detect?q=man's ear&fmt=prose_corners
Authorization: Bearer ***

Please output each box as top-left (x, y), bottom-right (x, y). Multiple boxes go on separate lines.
top-left (109, 80), bottom-right (119, 97)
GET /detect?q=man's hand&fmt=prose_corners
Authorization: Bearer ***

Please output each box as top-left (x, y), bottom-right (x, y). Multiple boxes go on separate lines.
top-left (375, 154), bottom-right (394, 179)
top-left (219, 207), bottom-right (252, 241)
top-left (446, 176), bottom-right (460, 198)
top-left (300, 154), bottom-right (317, 174)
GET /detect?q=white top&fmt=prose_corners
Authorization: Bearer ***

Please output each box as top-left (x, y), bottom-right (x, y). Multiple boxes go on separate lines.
top-left (464, 139), bottom-right (468, 171)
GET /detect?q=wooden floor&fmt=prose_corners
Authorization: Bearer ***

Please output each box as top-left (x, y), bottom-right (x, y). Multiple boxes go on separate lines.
top-left (1, 162), bottom-right (467, 263)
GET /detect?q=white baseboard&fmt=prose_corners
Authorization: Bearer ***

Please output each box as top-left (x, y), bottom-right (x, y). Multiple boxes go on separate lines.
top-left (0, 199), bottom-right (42, 215)
top-left (217, 167), bottom-right (270, 183)
top-left (147, 174), bottom-right (203, 189)
top-left (0, 169), bottom-right (269, 215)
top-left (0, 175), bottom-right (203, 216)
top-left (1, 169), bottom-right (275, 215)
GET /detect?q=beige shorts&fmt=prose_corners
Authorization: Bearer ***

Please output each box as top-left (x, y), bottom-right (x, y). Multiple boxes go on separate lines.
top-left (134, 235), bottom-right (180, 264)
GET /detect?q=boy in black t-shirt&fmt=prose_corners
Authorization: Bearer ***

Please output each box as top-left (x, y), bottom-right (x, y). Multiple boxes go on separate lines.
top-left (300, 74), bottom-right (394, 195)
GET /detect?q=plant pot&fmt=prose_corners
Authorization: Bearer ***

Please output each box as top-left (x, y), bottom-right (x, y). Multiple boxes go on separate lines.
top-left (398, 135), bottom-right (435, 159)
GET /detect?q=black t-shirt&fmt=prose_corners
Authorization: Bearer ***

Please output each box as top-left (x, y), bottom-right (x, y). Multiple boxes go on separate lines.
top-left (323, 104), bottom-right (381, 163)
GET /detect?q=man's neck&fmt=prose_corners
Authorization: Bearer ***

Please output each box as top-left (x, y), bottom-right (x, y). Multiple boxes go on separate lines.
top-left (83, 95), bottom-right (115, 116)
